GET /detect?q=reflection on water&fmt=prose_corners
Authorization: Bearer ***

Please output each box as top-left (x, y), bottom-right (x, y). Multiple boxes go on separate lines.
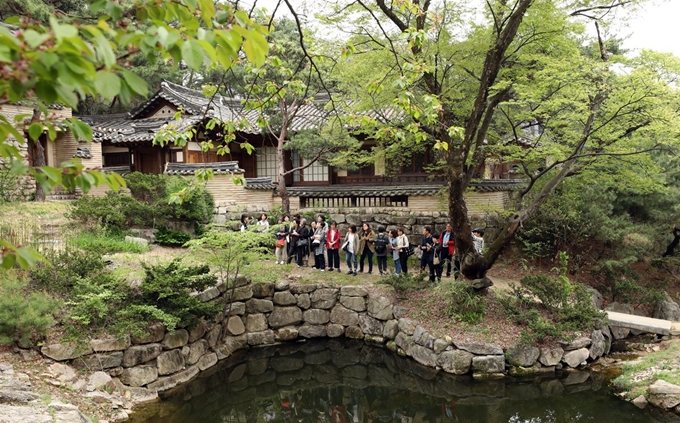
top-left (130, 339), bottom-right (680, 423)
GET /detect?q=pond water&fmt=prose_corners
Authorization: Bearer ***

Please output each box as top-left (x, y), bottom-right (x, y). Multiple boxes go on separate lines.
top-left (129, 339), bottom-right (679, 423)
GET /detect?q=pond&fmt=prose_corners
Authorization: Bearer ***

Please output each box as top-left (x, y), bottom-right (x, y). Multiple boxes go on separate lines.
top-left (129, 339), bottom-right (679, 423)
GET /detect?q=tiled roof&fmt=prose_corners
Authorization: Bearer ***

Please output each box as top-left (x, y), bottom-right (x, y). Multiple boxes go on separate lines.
top-left (164, 162), bottom-right (245, 176)
top-left (244, 177), bottom-right (277, 190)
top-left (73, 147), bottom-right (92, 159)
top-left (101, 166), bottom-right (132, 176)
top-left (282, 180), bottom-right (524, 197)
top-left (81, 114), bottom-right (202, 144)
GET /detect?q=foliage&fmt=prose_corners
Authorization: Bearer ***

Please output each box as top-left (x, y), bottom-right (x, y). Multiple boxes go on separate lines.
top-left (70, 228), bottom-right (149, 254)
top-left (378, 272), bottom-right (428, 294)
top-left (0, 162), bottom-right (20, 203)
top-left (0, 270), bottom-right (61, 346)
top-left (612, 278), bottom-right (667, 309)
top-left (137, 259), bottom-right (219, 328)
top-left (30, 248), bottom-right (106, 292)
top-left (613, 340), bottom-right (680, 400)
top-left (155, 226), bottom-right (191, 247)
top-left (69, 173), bottom-right (214, 233)
top-left (440, 279), bottom-right (488, 325)
top-left (498, 253), bottom-right (606, 344)
top-left (0, 0), bottom-right (269, 267)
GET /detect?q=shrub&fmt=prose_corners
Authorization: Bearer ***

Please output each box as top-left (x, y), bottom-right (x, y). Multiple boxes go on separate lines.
top-left (125, 172), bottom-right (167, 204)
top-left (440, 279), bottom-right (487, 324)
top-left (0, 271), bottom-right (61, 346)
top-left (68, 191), bottom-right (161, 231)
top-left (498, 252), bottom-right (606, 344)
top-left (30, 248), bottom-right (106, 292)
top-left (155, 226), bottom-right (192, 247)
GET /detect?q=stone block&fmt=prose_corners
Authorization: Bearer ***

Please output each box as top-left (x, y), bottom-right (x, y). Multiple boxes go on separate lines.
top-left (122, 344), bottom-right (162, 368)
top-left (438, 350), bottom-right (473, 375)
top-left (90, 336), bottom-right (130, 353)
top-left (147, 366), bottom-right (199, 392)
top-left (276, 327), bottom-right (299, 342)
top-left (538, 347), bottom-right (564, 367)
top-left (195, 286), bottom-right (220, 302)
top-left (290, 284), bottom-right (317, 294)
top-left (197, 353), bottom-right (218, 371)
top-left (358, 315), bottom-right (384, 336)
top-left (273, 291), bottom-right (298, 306)
top-left (186, 340), bottom-right (208, 366)
top-left (411, 345), bottom-right (438, 367)
top-left (247, 330), bottom-right (276, 346)
top-left (471, 355), bottom-right (505, 374)
top-left (225, 286), bottom-right (253, 302)
top-left (119, 365), bottom-right (158, 388)
top-left (41, 342), bottom-right (93, 361)
top-left (311, 288), bottom-right (339, 309)
top-left (246, 299), bottom-right (274, 314)
top-left (157, 349), bottom-right (185, 376)
top-left (345, 326), bottom-right (364, 339)
top-left (303, 309), bottom-right (331, 325)
top-left (398, 318), bottom-right (417, 335)
top-left (382, 320), bottom-right (399, 340)
top-left (268, 306), bottom-right (303, 329)
top-left (299, 325), bottom-right (327, 338)
top-left (297, 293), bottom-right (311, 309)
top-left (506, 345), bottom-right (540, 367)
top-left (162, 329), bottom-right (189, 349)
top-left (330, 305), bottom-right (359, 326)
top-left (252, 283), bottom-right (275, 298)
top-left (245, 314), bottom-right (268, 332)
top-left (340, 286), bottom-right (368, 297)
top-left (206, 324), bottom-right (222, 348)
top-left (72, 352), bottom-right (123, 370)
top-left (340, 296), bottom-right (366, 312)
top-left (226, 316), bottom-right (245, 336)
top-left (326, 324), bottom-right (344, 338)
top-left (227, 302), bottom-right (246, 315)
top-left (561, 348), bottom-right (590, 368)
top-left (367, 296), bottom-right (393, 320)
top-left (188, 320), bottom-right (208, 343)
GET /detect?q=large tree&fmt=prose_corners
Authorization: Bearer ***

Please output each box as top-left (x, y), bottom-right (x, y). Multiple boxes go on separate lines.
top-left (322, 0), bottom-right (680, 281)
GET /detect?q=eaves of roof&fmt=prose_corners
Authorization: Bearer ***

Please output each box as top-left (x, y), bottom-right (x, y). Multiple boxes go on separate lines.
top-left (164, 162), bottom-right (245, 176)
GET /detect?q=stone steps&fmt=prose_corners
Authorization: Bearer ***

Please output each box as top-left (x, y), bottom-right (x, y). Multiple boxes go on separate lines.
top-left (606, 311), bottom-right (673, 336)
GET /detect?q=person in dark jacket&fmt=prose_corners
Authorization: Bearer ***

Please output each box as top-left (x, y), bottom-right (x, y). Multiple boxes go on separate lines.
top-left (293, 218), bottom-right (310, 267)
top-left (359, 223), bottom-right (376, 274)
top-left (419, 226), bottom-right (434, 273)
top-left (286, 214), bottom-right (300, 265)
top-left (429, 233), bottom-right (444, 282)
top-left (374, 227), bottom-right (389, 276)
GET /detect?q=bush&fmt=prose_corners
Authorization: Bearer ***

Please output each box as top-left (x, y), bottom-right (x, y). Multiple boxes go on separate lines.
top-left (498, 252), bottom-right (606, 344)
top-left (440, 279), bottom-right (487, 324)
top-left (0, 271), bottom-right (61, 346)
top-left (155, 226), bottom-right (192, 247)
top-left (68, 172), bottom-right (215, 234)
top-left (30, 248), bottom-right (106, 292)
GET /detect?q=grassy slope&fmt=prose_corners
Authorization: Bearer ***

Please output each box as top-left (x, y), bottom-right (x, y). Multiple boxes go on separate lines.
top-left (612, 339), bottom-right (680, 399)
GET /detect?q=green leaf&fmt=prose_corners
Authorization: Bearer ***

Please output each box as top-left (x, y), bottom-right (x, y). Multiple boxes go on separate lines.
top-left (41, 166), bottom-right (62, 183)
top-left (181, 39), bottom-right (205, 70)
top-left (121, 70), bottom-right (148, 97)
top-left (49, 16), bottom-right (78, 40)
top-left (198, 0), bottom-right (216, 28)
top-left (242, 31), bottom-right (269, 68)
top-left (94, 71), bottom-right (121, 99)
top-left (28, 122), bottom-right (43, 142)
top-left (94, 33), bottom-right (116, 69)
top-left (23, 30), bottom-right (50, 49)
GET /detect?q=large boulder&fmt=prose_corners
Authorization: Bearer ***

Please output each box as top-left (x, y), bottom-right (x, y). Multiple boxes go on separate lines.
top-left (382, 320), bottom-right (399, 340)
top-left (225, 316), bottom-right (245, 336)
top-left (561, 348), bottom-right (589, 368)
top-left (311, 288), bottom-right (339, 309)
top-left (330, 305), bottom-right (359, 327)
top-left (648, 380), bottom-right (680, 409)
top-left (186, 340), bottom-right (208, 366)
top-left (90, 336), bottom-right (130, 353)
top-left (290, 284), bottom-right (317, 294)
top-left (157, 350), bottom-right (185, 376)
top-left (251, 283), bottom-right (275, 298)
top-left (225, 286), bottom-right (253, 302)
top-left (538, 347), bottom-right (564, 367)
top-left (247, 330), bottom-right (276, 346)
top-left (131, 323), bottom-right (165, 344)
top-left (245, 314), bottom-right (269, 332)
top-left (303, 309), bottom-right (331, 325)
top-left (359, 315), bottom-right (384, 336)
top-left (120, 366), bottom-right (158, 386)
top-left (339, 296), bottom-right (367, 312)
top-left (273, 291), bottom-right (298, 306)
top-left (438, 350), bottom-right (474, 375)
top-left (326, 324), bottom-right (344, 338)
top-left (471, 355), bottom-right (505, 374)
top-left (344, 326), bottom-right (364, 339)
top-left (340, 286), bottom-right (368, 297)
top-left (72, 352), bottom-right (123, 370)
top-left (41, 342), bottom-right (93, 361)
top-left (506, 345), bottom-right (540, 367)
top-left (413, 326), bottom-right (434, 349)
top-left (398, 318), bottom-right (417, 335)
top-left (276, 327), bottom-right (299, 341)
top-left (411, 345), bottom-right (438, 367)
top-left (297, 293), bottom-right (311, 309)
top-left (298, 325), bottom-right (327, 338)
top-left (395, 333), bottom-right (415, 356)
top-left (268, 306), bottom-right (303, 329)
top-left (562, 336), bottom-right (591, 351)
top-left (246, 299), bottom-right (274, 313)
top-left (161, 329), bottom-right (188, 349)
top-left (122, 344), bottom-right (162, 368)
top-left (367, 296), bottom-right (393, 320)
top-left (654, 293), bottom-right (680, 321)
top-left (589, 330), bottom-right (606, 360)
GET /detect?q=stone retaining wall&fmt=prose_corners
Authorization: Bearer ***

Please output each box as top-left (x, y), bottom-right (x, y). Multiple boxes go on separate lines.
top-left (37, 277), bottom-right (646, 397)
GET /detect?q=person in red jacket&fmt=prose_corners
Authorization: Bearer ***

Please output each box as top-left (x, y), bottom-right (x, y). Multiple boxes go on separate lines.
top-left (325, 220), bottom-right (342, 272)
top-left (439, 223), bottom-right (455, 277)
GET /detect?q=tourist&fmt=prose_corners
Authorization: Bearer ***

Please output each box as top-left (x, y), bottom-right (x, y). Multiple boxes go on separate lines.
top-left (359, 223), bottom-right (375, 274)
top-left (286, 215), bottom-right (299, 264)
top-left (293, 218), bottom-right (310, 267)
top-left (256, 213), bottom-right (270, 232)
top-left (309, 221), bottom-right (317, 265)
top-left (472, 228), bottom-right (485, 254)
top-left (429, 233), bottom-right (444, 282)
top-left (326, 221), bottom-right (341, 272)
top-left (344, 224), bottom-right (360, 275)
top-left (317, 215), bottom-right (329, 268)
top-left (239, 214), bottom-right (250, 232)
top-left (396, 227), bottom-right (410, 274)
top-left (389, 229), bottom-right (402, 275)
top-left (419, 226), bottom-right (434, 273)
top-left (312, 217), bottom-right (327, 271)
top-left (274, 216), bottom-right (289, 264)
top-left (374, 227), bottom-right (389, 276)
top-left (440, 223), bottom-right (455, 277)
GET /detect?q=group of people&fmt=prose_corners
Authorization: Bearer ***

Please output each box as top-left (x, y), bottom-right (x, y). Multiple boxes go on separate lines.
top-left (241, 213), bottom-right (485, 282)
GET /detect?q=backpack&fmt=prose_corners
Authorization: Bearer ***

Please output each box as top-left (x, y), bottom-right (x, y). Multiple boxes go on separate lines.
top-left (374, 234), bottom-right (387, 254)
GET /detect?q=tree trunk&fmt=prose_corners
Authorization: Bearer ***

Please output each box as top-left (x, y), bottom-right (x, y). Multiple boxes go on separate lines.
top-left (30, 108), bottom-right (46, 202)
top-left (277, 117), bottom-right (289, 215)
top-left (663, 228), bottom-right (680, 257)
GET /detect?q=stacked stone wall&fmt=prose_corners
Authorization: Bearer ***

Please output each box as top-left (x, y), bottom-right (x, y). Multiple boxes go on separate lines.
top-left (39, 276), bottom-right (646, 397)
